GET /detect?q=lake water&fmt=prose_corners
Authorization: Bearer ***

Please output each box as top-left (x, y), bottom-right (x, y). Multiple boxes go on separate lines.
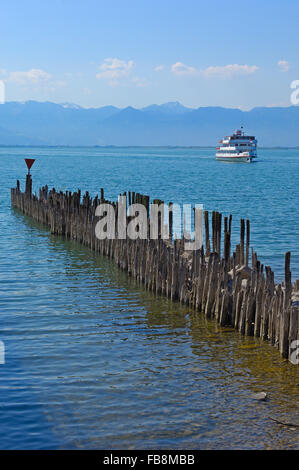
top-left (0, 146), bottom-right (298, 449)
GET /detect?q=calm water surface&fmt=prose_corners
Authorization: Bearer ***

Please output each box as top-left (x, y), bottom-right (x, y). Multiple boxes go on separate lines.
top-left (0, 147), bottom-right (298, 449)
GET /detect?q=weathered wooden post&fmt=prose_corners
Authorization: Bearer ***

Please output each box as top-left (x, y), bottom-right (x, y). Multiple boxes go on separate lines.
top-left (217, 212), bottom-right (222, 256)
top-left (280, 252), bottom-right (292, 358)
top-left (25, 174), bottom-right (32, 196)
top-left (169, 202), bottom-right (173, 240)
top-left (240, 218), bottom-right (245, 265)
top-left (229, 214), bottom-right (232, 235)
top-left (245, 219), bottom-right (250, 266)
top-left (212, 211), bottom-right (216, 253)
top-left (224, 216), bottom-right (228, 234)
top-left (204, 210), bottom-right (210, 255)
top-left (223, 231), bottom-right (230, 264)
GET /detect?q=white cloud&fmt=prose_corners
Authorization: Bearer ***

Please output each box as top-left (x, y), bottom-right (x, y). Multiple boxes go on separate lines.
top-left (277, 60), bottom-right (290, 72)
top-left (5, 68), bottom-right (52, 84)
top-left (170, 62), bottom-right (259, 78)
top-left (202, 64), bottom-right (258, 77)
top-left (154, 65), bottom-right (165, 72)
top-left (96, 58), bottom-right (135, 84)
top-left (171, 62), bottom-right (196, 76)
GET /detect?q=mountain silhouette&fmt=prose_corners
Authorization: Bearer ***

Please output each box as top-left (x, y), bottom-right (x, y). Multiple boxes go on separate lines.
top-left (0, 100), bottom-right (298, 146)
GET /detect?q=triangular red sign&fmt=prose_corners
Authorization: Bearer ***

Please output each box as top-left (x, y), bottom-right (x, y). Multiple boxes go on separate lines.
top-left (25, 158), bottom-right (35, 171)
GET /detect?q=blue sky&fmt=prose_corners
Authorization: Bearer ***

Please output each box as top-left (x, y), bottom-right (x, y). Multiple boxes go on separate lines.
top-left (1, 0), bottom-right (298, 108)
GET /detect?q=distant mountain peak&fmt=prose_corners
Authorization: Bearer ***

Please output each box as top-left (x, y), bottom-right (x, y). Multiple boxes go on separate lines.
top-left (161, 101), bottom-right (186, 108)
top-left (142, 101), bottom-right (191, 115)
top-left (119, 106), bottom-right (141, 114)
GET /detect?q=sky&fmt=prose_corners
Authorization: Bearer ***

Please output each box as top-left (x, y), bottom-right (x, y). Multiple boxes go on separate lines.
top-left (0, 0), bottom-right (298, 109)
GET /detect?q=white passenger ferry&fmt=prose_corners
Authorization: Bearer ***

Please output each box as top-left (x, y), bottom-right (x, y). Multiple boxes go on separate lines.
top-left (216, 128), bottom-right (257, 162)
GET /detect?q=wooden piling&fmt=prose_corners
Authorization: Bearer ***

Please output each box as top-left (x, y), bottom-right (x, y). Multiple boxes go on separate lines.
top-left (10, 175), bottom-right (299, 364)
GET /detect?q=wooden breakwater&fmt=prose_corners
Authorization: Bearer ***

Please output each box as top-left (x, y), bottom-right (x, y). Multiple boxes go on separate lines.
top-left (11, 174), bottom-right (299, 363)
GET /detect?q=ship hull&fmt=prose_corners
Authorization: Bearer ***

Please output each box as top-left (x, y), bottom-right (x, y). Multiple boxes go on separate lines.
top-left (216, 154), bottom-right (253, 163)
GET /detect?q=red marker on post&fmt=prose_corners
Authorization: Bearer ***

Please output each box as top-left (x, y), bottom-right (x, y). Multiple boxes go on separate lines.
top-left (25, 158), bottom-right (35, 174)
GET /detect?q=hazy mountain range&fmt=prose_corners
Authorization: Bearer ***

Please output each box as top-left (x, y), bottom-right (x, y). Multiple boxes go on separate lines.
top-left (0, 100), bottom-right (299, 147)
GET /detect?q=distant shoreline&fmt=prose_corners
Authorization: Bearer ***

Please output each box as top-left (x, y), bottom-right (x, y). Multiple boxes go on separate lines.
top-left (0, 145), bottom-right (298, 150)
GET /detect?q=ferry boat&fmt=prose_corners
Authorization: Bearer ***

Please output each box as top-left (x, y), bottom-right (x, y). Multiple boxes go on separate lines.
top-left (216, 128), bottom-right (257, 162)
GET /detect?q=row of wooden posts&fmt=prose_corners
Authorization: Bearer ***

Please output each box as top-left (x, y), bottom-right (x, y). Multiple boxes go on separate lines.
top-left (11, 174), bottom-right (299, 363)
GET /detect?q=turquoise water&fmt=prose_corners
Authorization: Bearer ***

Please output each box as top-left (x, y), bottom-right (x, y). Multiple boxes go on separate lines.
top-left (0, 146), bottom-right (298, 449)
